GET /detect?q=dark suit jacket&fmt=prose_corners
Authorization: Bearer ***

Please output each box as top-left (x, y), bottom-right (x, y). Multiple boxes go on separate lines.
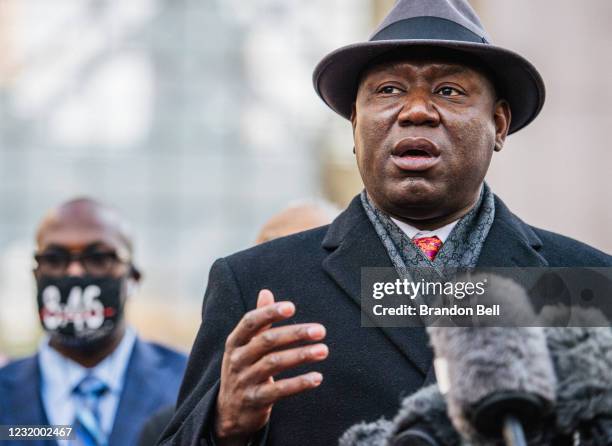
top-left (0, 338), bottom-right (187, 446)
top-left (159, 195), bottom-right (611, 446)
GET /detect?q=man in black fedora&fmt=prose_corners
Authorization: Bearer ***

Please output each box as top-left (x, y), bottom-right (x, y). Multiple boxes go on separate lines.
top-left (160, 0), bottom-right (612, 445)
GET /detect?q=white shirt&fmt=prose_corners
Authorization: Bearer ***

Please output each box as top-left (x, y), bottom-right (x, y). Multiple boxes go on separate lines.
top-left (38, 327), bottom-right (136, 443)
top-left (390, 217), bottom-right (458, 243)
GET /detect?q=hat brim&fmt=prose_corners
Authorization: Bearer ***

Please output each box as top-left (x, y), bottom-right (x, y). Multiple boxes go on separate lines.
top-left (312, 40), bottom-right (545, 134)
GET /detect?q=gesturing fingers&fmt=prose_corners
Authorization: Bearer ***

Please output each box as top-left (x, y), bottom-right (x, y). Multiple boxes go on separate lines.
top-left (242, 343), bottom-right (329, 384)
top-left (243, 372), bottom-right (324, 408)
top-left (216, 290), bottom-right (329, 441)
top-left (232, 323), bottom-right (326, 368)
top-left (226, 301), bottom-right (295, 348)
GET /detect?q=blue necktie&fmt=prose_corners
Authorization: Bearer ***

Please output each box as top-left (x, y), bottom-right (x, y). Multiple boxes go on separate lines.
top-left (72, 375), bottom-right (109, 446)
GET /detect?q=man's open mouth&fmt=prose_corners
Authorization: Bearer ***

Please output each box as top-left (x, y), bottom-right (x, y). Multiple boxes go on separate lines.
top-left (391, 137), bottom-right (441, 171)
top-left (399, 148), bottom-right (434, 158)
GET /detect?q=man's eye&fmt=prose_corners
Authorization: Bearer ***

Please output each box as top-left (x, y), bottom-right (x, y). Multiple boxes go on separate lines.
top-left (41, 253), bottom-right (67, 267)
top-left (378, 86), bottom-right (401, 94)
top-left (87, 253), bottom-right (113, 265)
top-left (436, 86), bottom-right (462, 97)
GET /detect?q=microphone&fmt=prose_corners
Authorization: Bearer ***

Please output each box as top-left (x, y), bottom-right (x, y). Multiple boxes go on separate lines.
top-left (544, 321), bottom-right (612, 445)
top-left (387, 385), bottom-right (461, 446)
top-left (340, 304), bottom-right (612, 445)
top-left (338, 385), bottom-right (459, 446)
top-left (338, 418), bottom-right (393, 446)
top-left (385, 316), bottom-right (612, 446)
top-left (428, 275), bottom-right (557, 446)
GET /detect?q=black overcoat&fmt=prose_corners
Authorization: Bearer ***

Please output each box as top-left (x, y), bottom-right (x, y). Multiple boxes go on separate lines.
top-left (160, 195), bottom-right (611, 446)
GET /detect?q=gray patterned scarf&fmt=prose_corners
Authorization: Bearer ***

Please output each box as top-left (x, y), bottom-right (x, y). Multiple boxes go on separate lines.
top-left (361, 183), bottom-right (496, 280)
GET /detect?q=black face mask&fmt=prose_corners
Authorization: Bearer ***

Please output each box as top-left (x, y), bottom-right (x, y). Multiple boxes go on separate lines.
top-left (36, 275), bottom-right (127, 349)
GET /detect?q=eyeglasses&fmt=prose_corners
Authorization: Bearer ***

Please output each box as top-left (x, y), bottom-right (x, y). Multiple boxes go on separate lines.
top-left (34, 248), bottom-right (130, 276)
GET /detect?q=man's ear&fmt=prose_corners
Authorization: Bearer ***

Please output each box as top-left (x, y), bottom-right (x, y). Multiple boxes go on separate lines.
top-left (129, 264), bottom-right (142, 282)
top-left (125, 266), bottom-right (142, 298)
top-left (350, 103), bottom-right (357, 133)
top-left (494, 99), bottom-right (511, 152)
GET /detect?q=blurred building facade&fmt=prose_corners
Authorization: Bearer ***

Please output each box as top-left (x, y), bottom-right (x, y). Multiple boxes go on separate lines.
top-left (0, 0), bottom-right (610, 354)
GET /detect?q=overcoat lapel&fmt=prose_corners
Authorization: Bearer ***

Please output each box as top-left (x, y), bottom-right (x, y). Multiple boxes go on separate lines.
top-left (321, 197), bottom-right (432, 377)
top-left (477, 197), bottom-right (548, 268)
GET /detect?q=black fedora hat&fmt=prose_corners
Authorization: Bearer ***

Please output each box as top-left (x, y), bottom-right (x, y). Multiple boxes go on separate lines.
top-left (313, 0), bottom-right (545, 134)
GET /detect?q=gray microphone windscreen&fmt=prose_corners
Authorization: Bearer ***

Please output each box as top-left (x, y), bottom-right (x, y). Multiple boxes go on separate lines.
top-left (390, 385), bottom-right (461, 446)
top-left (338, 418), bottom-right (393, 446)
top-left (545, 324), bottom-right (612, 437)
top-left (428, 275), bottom-right (557, 442)
top-left (338, 385), bottom-right (460, 446)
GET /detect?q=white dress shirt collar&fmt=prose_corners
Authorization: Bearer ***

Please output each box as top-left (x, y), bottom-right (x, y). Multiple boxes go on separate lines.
top-left (390, 217), bottom-right (458, 243)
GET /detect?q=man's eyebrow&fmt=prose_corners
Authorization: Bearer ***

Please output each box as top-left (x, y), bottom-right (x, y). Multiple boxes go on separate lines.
top-left (426, 64), bottom-right (469, 77)
top-left (367, 62), bottom-right (470, 79)
top-left (83, 242), bottom-right (117, 252)
top-left (40, 242), bottom-right (108, 253)
top-left (39, 244), bottom-right (69, 253)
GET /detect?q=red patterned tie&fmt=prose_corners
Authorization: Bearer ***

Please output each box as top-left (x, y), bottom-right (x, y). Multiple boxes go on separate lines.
top-left (412, 236), bottom-right (443, 261)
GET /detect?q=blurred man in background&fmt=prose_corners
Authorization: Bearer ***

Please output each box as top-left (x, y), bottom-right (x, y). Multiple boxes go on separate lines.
top-left (0, 197), bottom-right (187, 446)
top-left (254, 199), bottom-right (340, 244)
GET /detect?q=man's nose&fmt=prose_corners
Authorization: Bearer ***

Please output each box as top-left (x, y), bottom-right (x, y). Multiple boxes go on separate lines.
top-left (66, 260), bottom-right (86, 277)
top-left (397, 90), bottom-right (440, 127)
